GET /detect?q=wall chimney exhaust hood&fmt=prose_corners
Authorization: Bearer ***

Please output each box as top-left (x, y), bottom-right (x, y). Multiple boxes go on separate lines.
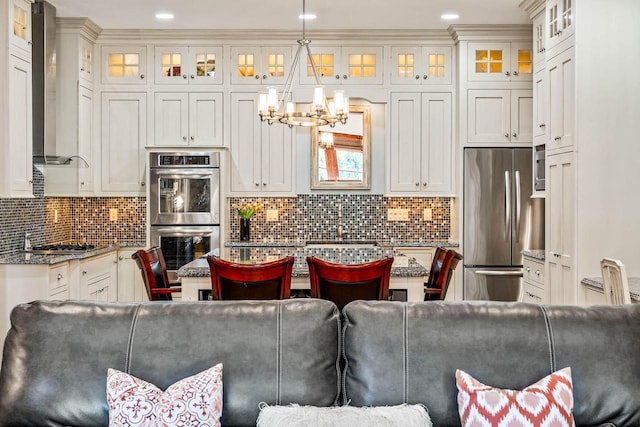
top-left (32, 0), bottom-right (88, 167)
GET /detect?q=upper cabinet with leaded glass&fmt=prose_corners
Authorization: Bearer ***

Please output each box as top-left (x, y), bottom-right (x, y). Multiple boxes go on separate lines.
top-left (154, 46), bottom-right (223, 85)
top-left (101, 46), bottom-right (147, 84)
top-left (9, 0), bottom-right (31, 56)
top-left (467, 42), bottom-right (532, 82)
top-left (391, 46), bottom-right (452, 85)
top-left (546, 0), bottom-right (574, 53)
top-left (230, 46), bottom-right (292, 85)
top-left (299, 45), bottom-right (384, 85)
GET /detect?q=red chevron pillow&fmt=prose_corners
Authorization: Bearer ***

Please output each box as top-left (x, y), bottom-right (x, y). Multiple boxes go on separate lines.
top-left (456, 367), bottom-right (575, 426)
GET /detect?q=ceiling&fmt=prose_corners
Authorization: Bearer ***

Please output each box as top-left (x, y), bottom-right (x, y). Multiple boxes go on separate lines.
top-left (46, 0), bottom-right (530, 31)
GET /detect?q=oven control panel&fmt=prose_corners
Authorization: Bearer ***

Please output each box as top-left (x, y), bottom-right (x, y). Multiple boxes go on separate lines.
top-left (152, 152), bottom-right (220, 168)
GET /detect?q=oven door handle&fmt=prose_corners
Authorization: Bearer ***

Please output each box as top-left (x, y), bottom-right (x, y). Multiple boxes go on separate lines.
top-left (153, 170), bottom-right (215, 179)
top-left (155, 228), bottom-right (215, 236)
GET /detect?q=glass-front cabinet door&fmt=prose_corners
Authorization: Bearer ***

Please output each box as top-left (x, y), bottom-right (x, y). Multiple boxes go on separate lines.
top-left (230, 46), bottom-right (291, 85)
top-left (154, 46), bottom-right (223, 85)
top-left (546, 0), bottom-right (574, 51)
top-left (300, 46), bottom-right (383, 85)
top-left (78, 37), bottom-right (94, 83)
top-left (468, 42), bottom-right (532, 82)
top-left (391, 46), bottom-right (452, 85)
top-left (10, 0), bottom-right (31, 55)
top-left (101, 46), bottom-right (147, 84)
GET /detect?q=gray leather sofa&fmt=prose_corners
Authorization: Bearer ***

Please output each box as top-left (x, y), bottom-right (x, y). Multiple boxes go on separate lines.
top-left (0, 299), bottom-right (639, 426)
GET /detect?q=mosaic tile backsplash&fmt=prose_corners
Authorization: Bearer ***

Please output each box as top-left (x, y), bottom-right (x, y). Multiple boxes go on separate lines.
top-left (228, 195), bottom-right (452, 243)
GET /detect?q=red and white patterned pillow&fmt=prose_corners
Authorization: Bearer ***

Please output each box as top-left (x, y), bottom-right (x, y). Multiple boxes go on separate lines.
top-left (456, 367), bottom-right (575, 427)
top-left (107, 363), bottom-right (223, 427)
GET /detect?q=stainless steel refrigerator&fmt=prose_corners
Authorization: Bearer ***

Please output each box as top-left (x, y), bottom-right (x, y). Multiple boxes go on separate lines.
top-left (463, 148), bottom-right (544, 301)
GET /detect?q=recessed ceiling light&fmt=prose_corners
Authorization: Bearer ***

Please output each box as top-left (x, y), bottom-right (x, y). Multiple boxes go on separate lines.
top-left (299, 13), bottom-right (317, 20)
top-left (155, 12), bottom-right (174, 20)
top-left (441, 13), bottom-right (459, 20)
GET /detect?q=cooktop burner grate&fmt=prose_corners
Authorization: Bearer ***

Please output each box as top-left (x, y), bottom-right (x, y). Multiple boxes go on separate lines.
top-left (25, 243), bottom-right (97, 254)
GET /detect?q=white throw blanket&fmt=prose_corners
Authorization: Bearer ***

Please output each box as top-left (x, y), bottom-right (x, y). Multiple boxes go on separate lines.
top-left (256, 403), bottom-right (433, 427)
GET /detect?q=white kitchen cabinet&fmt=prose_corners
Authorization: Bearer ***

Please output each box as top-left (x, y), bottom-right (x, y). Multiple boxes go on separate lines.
top-left (117, 247), bottom-right (148, 302)
top-left (230, 92), bottom-right (294, 194)
top-left (230, 45), bottom-right (292, 85)
top-left (532, 9), bottom-right (546, 72)
top-left (101, 92), bottom-right (147, 195)
top-left (532, 69), bottom-right (546, 145)
top-left (101, 45), bottom-right (148, 84)
top-left (299, 45), bottom-right (384, 85)
top-left (154, 46), bottom-right (223, 85)
top-left (545, 46), bottom-right (574, 153)
top-left (153, 92), bottom-right (223, 146)
top-left (546, 151), bottom-right (575, 305)
top-left (9, 0), bottom-right (31, 56)
top-left (467, 42), bottom-right (533, 82)
top-left (79, 251), bottom-right (118, 302)
top-left (546, 0), bottom-right (574, 54)
top-left (390, 45), bottom-right (452, 85)
top-left (389, 92), bottom-right (453, 195)
top-left (467, 89), bottom-right (532, 144)
top-left (522, 255), bottom-right (546, 304)
top-left (48, 262), bottom-right (70, 300)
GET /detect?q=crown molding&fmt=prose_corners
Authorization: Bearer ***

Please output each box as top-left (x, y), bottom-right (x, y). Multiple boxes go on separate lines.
top-left (448, 24), bottom-right (532, 43)
top-left (519, 0), bottom-right (546, 18)
top-left (57, 17), bottom-right (102, 42)
top-left (95, 28), bottom-right (456, 44)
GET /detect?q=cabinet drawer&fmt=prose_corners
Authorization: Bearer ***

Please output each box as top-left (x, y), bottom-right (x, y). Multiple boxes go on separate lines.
top-left (48, 263), bottom-right (70, 295)
top-left (81, 252), bottom-right (116, 283)
top-left (523, 257), bottom-right (544, 285)
top-left (522, 282), bottom-right (544, 303)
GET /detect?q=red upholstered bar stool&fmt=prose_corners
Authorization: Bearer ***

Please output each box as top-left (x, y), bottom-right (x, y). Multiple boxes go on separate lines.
top-left (424, 249), bottom-right (463, 301)
top-left (306, 256), bottom-right (394, 311)
top-left (131, 247), bottom-right (182, 301)
top-left (206, 255), bottom-right (294, 300)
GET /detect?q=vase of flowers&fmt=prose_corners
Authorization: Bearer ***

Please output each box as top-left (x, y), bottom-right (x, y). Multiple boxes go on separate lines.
top-left (236, 202), bottom-right (263, 241)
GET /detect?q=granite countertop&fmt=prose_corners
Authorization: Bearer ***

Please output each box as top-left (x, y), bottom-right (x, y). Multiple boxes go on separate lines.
top-left (581, 277), bottom-right (640, 302)
top-left (0, 242), bottom-right (145, 265)
top-left (225, 240), bottom-right (459, 248)
top-left (178, 246), bottom-right (428, 278)
top-left (522, 249), bottom-right (545, 261)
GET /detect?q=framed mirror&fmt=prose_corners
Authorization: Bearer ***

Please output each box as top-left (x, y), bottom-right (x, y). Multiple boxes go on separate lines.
top-left (311, 105), bottom-right (371, 189)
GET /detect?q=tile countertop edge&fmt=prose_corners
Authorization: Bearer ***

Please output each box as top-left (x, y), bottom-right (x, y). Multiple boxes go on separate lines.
top-left (0, 242), bottom-right (146, 265)
top-left (581, 277), bottom-right (640, 301)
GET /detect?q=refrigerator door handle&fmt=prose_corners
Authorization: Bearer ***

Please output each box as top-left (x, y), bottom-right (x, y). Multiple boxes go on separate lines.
top-left (504, 171), bottom-right (511, 241)
top-left (515, 170), bottom-right (521, 242)
top-left (476, 270), bottom-right (524, 277)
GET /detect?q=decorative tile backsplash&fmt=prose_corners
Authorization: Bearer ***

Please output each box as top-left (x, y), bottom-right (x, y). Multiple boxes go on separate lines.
top-left (228, 195), bottom-right (452, 243)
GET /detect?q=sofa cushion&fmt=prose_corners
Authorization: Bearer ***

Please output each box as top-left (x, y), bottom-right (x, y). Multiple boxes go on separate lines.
top-left (107, 363), bottom-right (223, 426)
top-left (0, 299), bottom-right (341, 427)
top-left (455, 367), bottom-right (574, 426)
top-left (342, 301), bottom-right (640, 426)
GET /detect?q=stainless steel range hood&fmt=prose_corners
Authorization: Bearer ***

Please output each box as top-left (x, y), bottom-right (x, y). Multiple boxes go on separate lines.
top-left (32, 0), bottom-right (88, 167)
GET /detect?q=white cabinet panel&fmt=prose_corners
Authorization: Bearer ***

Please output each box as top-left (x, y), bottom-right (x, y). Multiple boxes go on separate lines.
top-left (101, 92), bottom-right (147, 194)
top-left (546, 46), bottom-right (574, 152)
top-left (300, 45), bottom-right (384, 85)
top-left (391, 45), bottom-right (452, 85)
top-left (467, 42), bottom-right (532, 82)
top-left (230, 46), bottom-right (291, 85)
top-left (467, 89), bottom-right (532, 144)
top-left (154, 46), bottom-right (223, 85)
top-left (117, 247), bottom-right (148, 302)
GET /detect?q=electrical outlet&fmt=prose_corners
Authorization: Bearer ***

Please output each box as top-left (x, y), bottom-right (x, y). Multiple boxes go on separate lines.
top-left (109, 208), bottom-right (118, 222)
top-left (54, 209), bottom-right (59, 223)
top-left (266, 209), bottom-right (279, 221)
top-left (265, 255), bottom-right (279, 262)
top-left (388, 208), bottom-right (409, 221)
top-left (423, 208), bottom-right (433, 221)
top-left (393, 256), bottom-right (409, 267)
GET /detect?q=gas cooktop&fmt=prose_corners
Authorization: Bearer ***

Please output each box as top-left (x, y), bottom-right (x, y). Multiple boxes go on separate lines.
top-left (25, 243), bottom-right (98, 255)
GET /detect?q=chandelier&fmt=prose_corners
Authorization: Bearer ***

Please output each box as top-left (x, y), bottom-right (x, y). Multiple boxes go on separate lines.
top-left (258, 0), bottom-right (348, 128)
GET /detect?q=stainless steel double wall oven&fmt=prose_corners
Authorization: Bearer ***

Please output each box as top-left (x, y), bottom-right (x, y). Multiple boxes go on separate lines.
top-left (149, 152), bottom-right (220, 279)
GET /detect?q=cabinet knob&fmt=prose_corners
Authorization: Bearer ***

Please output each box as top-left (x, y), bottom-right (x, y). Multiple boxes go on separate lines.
top-left (422, 182), bottom-right (427, 186)
top-left (255, 183), bottom-right (260, 187)
top-left (119, 256), bottom-right (123, 260)
top-left (254, 75), bottom-right (260, 80)
top-left (526, 266), bottom-right (531, 272)
top-left (554, 136), bottom-right (561, 141)
top-left (182, 74), bottom-right (187, 79)
top-left (28, 40), bottom-right (33, 46)
top-left (335, 75), bottom-right (340, 79)
top-left (512, 133), bottom-right (517, 138)
top-left (183, 136), bottom-right (187, 141)
top-left (541, 47), bottom-right (546, 52)
top-left (28, 180), bottom-right (33, 184)
top-left (513, 71), bottom-right (519, 76)
top-left (504, 133), bottom-right (510, 138)
top-left (415, 182), bottom-right (420, 187)
top-left (83, 271), bottom-right (87, 275)
top-left (140, 74), bottom-right (145, 79)
top-left (141, 182), bottom-right (146, 186)
top-left (423, 75), bottom-right (428, 80)
top-left (535, 270), bottom-right (541, 276)
top-left (343, 75), bottom-right (348, 80)
top-left (262, 75), bottom-right (267, 79)
top-left (190, 74), bottom-right (195, 79)
top-left (190, 136), bottom-right (195, 141)
top-left (57, 273), bottom-right (63, 280)
top-left (505, 71), bottom-right (511, 76)
top-left (263, 182), bottom-right (267, 186)
top-left (80, 67), bottom-right (85, 71)
top-left (80, 181), bottom-right (85, 185)
top-left (415, 75), bottom-right (420, 80)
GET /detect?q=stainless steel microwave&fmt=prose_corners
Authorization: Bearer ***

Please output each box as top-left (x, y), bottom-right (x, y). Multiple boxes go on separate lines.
top-left (534, 145), bottom-right (545, 191)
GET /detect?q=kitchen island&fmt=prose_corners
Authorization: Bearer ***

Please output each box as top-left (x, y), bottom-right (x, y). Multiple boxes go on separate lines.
top-left (177, 244), bottom-right (430, 302)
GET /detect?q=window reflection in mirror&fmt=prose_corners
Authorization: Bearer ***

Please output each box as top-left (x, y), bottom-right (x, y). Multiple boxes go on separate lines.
top-left (311, 104), bottom-right (370, 189)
